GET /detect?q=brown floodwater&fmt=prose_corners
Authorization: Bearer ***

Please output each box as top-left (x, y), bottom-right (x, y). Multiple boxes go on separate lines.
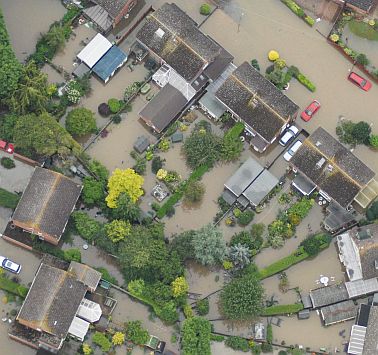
top-left (0, 0), bottom-right (66, 61)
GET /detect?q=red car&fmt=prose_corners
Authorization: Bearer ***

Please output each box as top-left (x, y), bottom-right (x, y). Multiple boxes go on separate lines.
top-left (0, 140), bottom-right (14, 154)
top-left (301, 100), bottom-right (321, 121)
top-left (348, 72), bottom-right (372, 91)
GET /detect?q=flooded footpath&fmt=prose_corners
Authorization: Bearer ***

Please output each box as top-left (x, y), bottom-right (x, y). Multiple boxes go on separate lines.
top-left (0, 0), bottom-right (66, 61)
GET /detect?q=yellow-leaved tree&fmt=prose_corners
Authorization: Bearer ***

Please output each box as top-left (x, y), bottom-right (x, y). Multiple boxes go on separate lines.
top-left (105, 219), bottom-right (131, 243)
top-left (106, 168), bottom-right (144, 208)
top-left (112, 332), bottom-right (125, 346)
top-left (171, 276), bottom-right (189, 298)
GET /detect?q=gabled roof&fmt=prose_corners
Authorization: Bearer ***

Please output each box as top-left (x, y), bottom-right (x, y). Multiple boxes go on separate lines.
top-left (68, 261), bottom-right (102, 291)
top-left (84, 5), bottom-right (113, 33)
top-left (216, 62), bottom-right (298, 141)
top-left (12, 167), bottom-right (82, 242)
top-left (136, 3), bottom-right (221, 81)
top-left (290, 127), bottom-right (375, 208)
top-left (17, 263), bottom-right (87, 339)
top-left (92, 0), bottom-right (132, 19)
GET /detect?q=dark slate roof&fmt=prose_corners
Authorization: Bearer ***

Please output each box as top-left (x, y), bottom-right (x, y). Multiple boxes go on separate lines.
top-left (363, 305), bottom-right (378, 354)
top-left (139, 84), bottom-right (187, 133)
top-left (136, 3), bottom-right (221, 81)
top-left (204, 46), bottom-right (234, 81)
top-left (216, 62), bottom-right (298, 141)
top-left (84, 5), bottom-right (113, 33)
top-left (17, 263), bottom-right (87, 339)
top-left (92, 0), bottom-right (131, 19)
top-left (347, 0), bottom-right (375, 11)
top-left (290, 128), bottom-right (374, 208)
top-left (92, 45), bottom-right (127, 81)
top-left (12, 168), bottom-right (82, 241)
top-left (310, 283), bottom-right (349, 308)
top-left (68, 261), bottom-right (102, 291)
top-left (320, 300), bottom-right (358, 326)
top-left (350, 224), bottom-right (378, 280)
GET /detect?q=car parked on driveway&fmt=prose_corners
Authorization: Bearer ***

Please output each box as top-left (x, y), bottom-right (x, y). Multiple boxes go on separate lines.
top-left (0, 256), bottom-right (22, 274)
top-left (279, 125), bottom-right (299, 146)
top-left (348, 72), bottom-right (372, 91)
top-left (0, 140), bottom-right (14, 154)
top-left (301, 100), bottom-right (321, 121)
top-left (284, 140), bottom-right (302, 161)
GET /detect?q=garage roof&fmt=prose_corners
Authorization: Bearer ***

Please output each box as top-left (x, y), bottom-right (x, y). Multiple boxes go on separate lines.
top-left (92, 45), bottom-right (127, 82)
top-left (77, 33), bottom-right (112, 68)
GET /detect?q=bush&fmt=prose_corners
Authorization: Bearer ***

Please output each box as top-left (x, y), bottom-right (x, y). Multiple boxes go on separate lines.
top-left (294, 72), bottom-right (316, 92)
top-left (98, 103), bottom-right (111, 117)
top-left (196, 298), bottom-right (210, 315)
top-left (200, 4), bottom-right (211, 15)
top-left (92, 332), bottom-right (111, 352)
top-left (369, 134), bottom-right (378, 148)
top-left (225, 336), bottom-right (249, 352)
top-left (0, 157), bottom-right (15, 169)
top-left (300, 233), bottom-right (331, 256)
top-left (108, 98), bottom-right (122, 113)
top-left (63, 248), bottom-right (81, 262)
top-left (112, 114), bottom-right (122, 124)
top-left (182, 317), bottom-right (211, 355)
top-left (151, 156), bottom-right (165, 174)
top-left (0, 188), bottom-right (19, 209)
top-left (261, 303), bottom-right (304, 316)
top-left (261, 342), bottom-right (273, 353)
top-left (72, 211), bottom-right (103, 242)
top-left (230, 229), bottom-right (263, 252)
top-left (268, 50), bottom-right (279, 61)
top-left (66, 108), bottom-right (97, 136)
top-left (251, 59), bottom-right (260, 71)
top-left (183, 180), bottom-right (205, 204)
top-left (304, 15), bottom-right (315, 26)
top-left (210, 334), bottom-right (225, 342)
top-left (237, 210), bottom-right (254, 226)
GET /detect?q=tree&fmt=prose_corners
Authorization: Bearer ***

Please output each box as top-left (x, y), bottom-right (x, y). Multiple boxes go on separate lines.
top-left (182, 317), bottom-right (211, 355)
top-left (107, 193), bottom-right (141, 223)
top-left (183, 180), bottom-right (205, 204)
top-left (225, 336), bottom-right (249, 351)
top-left (352, 121), bottom-right (371, 145)
top-left (183, 129), bottom-right (222, 169)
top-left (192, 224), bottom-right (226, 266)
top-left (336, 120), bottom-right (371, 146)
top-left (88, 160), bottom-right (109, 181)
top-left (105, 219), bottom-right (131, 243)
top-left (112, 332), bottom-right (125, 346)
top-left (66, 107), bottom-right (97, 137)
top-left (220, 273), bottom-right (264, 320)
top-left (355, 53), bottom-right (369, 66)
top-left (10, 61), bottom-right (49, 115)
top-left (45, 25), bottom-right (67, 52)
top-left (171, 276), bottom-right (189, 298)
top-left (14, 112), bottom-right (81, 157)
top-left (72, 211), bottom-right (103, 242)
top-left (92, 332), bottom-right (111, 352)
top-left (0, 114), bottom-right (18, 141)
top-left (82, 177), bottom-right (105, 206)
top-left (221, 135), bottom-right (243, 162)
top-left (125, 321), bottom-right (149, 345)
top-left (169, 230), bottom-right (196, 262)
top-left (108, 98), bottom-right (122, 113)
top-left (106, 168), bottom-right (144, 207)
top-left (237, 210), bottom-right (254, 226)
top-left (229, 244), bottom-right (251, 269)
top-left (196, 298), bottom-right (209, 315)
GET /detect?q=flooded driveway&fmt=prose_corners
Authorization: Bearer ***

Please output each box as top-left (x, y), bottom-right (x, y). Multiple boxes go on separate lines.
top-left (0, 0), bottom-right (66, 61)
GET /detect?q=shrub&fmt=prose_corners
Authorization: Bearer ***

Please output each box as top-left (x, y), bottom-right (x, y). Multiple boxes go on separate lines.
top-left (330, 33), bottom-right (339, 42)
top-left (261, 342), bottom-right (273, 353)
top-left (268, 50), bottom-right (279, 61)
top-left (158, 138), bottom-right (170, 152)
top-left (125, 320), bottom-right (149, 345)
top-left (183, 180), bottom-right (205, 204)
top-left (304, 15), bottom-right (315, 26)
top-left (196, 298), bottom-right (209, 315)
top-left (112, 114), bottom-right (122, 124)
top-left (355, 53), bottom-right (369, 66)
top-left (108, 98), bottom-right (122, 113)
top-left (0, 157), bottom-right (15, 169)
top-left (300, 233), bottom-right (331, 256)
top-left (210, 334), bottom-right (225, 342)
top-left (0, 188), bottom-right (19, 209)
top-left (183, 303), bottom-right (194, 318)
top-left (66, 107), bottom-right (97, 136)
top-left (92, 332), bottom-right (111, 352)
top-left (124, 82), bottom-right (142, 101)
top-left (63, 248), bottom-right (81, 262)
top-left (0, 276), bottom-right (28, 298)
top-left (275, 58), bottom-right (286, 69)
top-left (94, 267), bottom-right (118, 285)
top-left (182, 317), bottom-right (211, 355)
top-left (251, 59), bottom-right (260, 71)
top-left (369, 134), bottom-right (378, 148)
top-left (295, 72), bottom-right (316, 92)
top-left (98, 103), bottom-right (111, 117)
top-left (237, 210), bottom-right (254, 226)
top-left (72, 211), bottom-right (103, 242)
top-left (225, 336), bottom-right (249, 352)
top-left (200, 4), bottom-right (211, 15)
top-left (151, 156), bottom-right (165, 174)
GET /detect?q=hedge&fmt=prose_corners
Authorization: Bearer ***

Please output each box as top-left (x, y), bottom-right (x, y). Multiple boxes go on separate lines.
top-left (294, 72), bottom-right (316, 92)
top-left (156, 164), bottom-right (210, 218)
top-left (261, 303), bottom-right (304, 316)
top-left (0, 277), bottom-right (29, 298)
top-left (0, 188), bottom-right (20, 209)
top-left (281, 0), bottom-right (315, 27)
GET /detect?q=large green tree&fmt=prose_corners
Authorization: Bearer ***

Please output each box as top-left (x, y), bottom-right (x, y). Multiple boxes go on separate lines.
top-left (192, 224), bottom-right (226, 266)
top-left (220, 273), bottom-right (264, 320)
top-left (82, 176), bottom-right (105, 206)
top-left (66, 107), bottom-right (97, 137)
top-left (13, 112), bottom-right (81, 157)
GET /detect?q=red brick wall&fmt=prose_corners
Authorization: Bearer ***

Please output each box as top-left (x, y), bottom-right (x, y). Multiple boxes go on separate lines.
top-left (114, 0), bottom-right (138, 26)
top-left (11, 221), bottom-right (59, 246)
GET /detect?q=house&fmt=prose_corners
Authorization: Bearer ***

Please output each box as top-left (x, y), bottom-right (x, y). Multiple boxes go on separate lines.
top-left (136, 3), bottom-right (234, 132)
top-left (11, 167), bottom-right (82, 245)
top-left (223, 157), bottom-right (279, 208)
top-left (336, 224), bottom-right (378, 282)
top-left (348, 304), bottom-right (378, 354)
top-left (215, 62), bottom-right (299, 153)
top-left (11, 261), bottom-right (102, 352)
top-left (84, 0), bottom-right (138, 34)
top-left (290, 127), bottom-right (377, 209)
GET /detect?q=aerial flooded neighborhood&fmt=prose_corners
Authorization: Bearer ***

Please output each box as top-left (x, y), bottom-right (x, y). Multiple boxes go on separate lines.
top-left (0, 0), bottom-right (378, 354)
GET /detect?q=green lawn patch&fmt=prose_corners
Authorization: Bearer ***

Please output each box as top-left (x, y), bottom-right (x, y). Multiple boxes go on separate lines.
top-left (0, 188), bottom-right (20, 209)
top-left (261, 303), bottom-right (304, 316)
top-left (349, 20), bottom-right (378, 41)
top-left (0, 276), bottom-right (29, 298)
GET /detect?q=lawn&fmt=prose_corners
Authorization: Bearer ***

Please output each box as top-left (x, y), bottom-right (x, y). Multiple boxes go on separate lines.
top-left (0, 188), bottom-right (20, 209)
top-left (348, 20), bottom-right (378, 41)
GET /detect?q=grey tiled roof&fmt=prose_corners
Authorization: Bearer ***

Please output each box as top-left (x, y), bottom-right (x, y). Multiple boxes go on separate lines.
top-left (216, 62), bottom-right (298, 141)
top-left (12, 167), bottom-right (82, 241)
top-left (347, 0), bottom-right (375, 11)
top-left (68, 261), bottom-right (102, 291)
top-left (310, 283), bottom-right (349, 308)
top-left (136, 3), bottom-right (220, 81)
top-left (17, 263), bottom-right (87, 339)
top-left (320, 300), bottom-right (358, 325)
top-left (92, 0), bottom-right (131, 19)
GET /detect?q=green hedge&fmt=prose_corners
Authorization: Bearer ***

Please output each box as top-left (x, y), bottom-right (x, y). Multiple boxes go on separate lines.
top-left (281, 0), bottom-right (315, 27)
top-left (210, 334), bottom-right (225, 342)
top-left (0, 277), bottom-right (29, 298)
top-left (258, 248), bottom-right (309, 279)
top-left (156, 164), bottom-right (210, 218)
top-left (0, 188), bottom-right (20, 209)
top-left (261, 303), bottom-right (304, 316)
top-left (295, 72), bottom-right (316, 92)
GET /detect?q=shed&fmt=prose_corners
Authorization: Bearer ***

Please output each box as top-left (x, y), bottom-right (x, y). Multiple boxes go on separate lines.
top-left (298, 309), bottom-right (310, 319)
top-left (92, 46), bottom-right (127, 83)
top-left (134, 136), bottom-right (150, 154)
top-left (292, 173), bottom-right (316, 196)
top-left (68, 316), bottom-right (90, 341)
top-left (77, 33), bottom-right (112, 68)
top-left (171, 132), bottom-right (183, 143)
top-left (242, 169), bottom-right (278, 207)
top-left (72, 62), bottom-right (91, 78)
